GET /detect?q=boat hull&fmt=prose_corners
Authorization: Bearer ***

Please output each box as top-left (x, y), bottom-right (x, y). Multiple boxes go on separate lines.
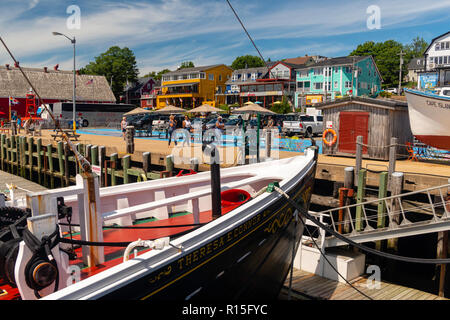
top-left (405, 89), bottom-right (450, 150)
top-left (97, 163), bottom-right (316, 300)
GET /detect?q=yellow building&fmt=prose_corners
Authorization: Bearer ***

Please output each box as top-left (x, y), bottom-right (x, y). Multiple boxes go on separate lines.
top-left (157, 64), bottom-right (233, 109)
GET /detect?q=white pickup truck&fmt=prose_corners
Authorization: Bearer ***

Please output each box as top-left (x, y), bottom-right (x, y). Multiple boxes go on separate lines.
top-left (300, 114), bottom-right (324, 137)
top-left (282, 114), bottom-right (323, 137)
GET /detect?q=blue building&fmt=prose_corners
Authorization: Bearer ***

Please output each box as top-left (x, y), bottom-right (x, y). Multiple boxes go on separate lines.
top-left (295, 56), bottom-right (383, 111)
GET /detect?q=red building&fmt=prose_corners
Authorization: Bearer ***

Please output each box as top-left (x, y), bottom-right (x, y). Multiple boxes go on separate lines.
top-left (0, 63), bottom-right (116, 119)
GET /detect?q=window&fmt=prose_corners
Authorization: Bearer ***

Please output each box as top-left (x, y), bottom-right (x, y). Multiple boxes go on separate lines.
top-left (284, 70), bottom-right (290, 78)
top-left (324, 81), bottom-right (331, 91)
top-left (183, 74), bottom-right (188, 80)
top-left (345, 81), bottom-right (352, 88)
top-left (344, 67), bottom-right (352, 73)
top-left (249, 85), bottom-right (256, 92)
top-left (232, 74), bottom-right (238, 81)
top-left (265, 84), bottom-right (274, 91)
top-left (314, 82), bottom-right (323, 90)
top-left (251, 73), bottom-right (257, 80)
top-left (242, 73), bottom-right (247, 81)
top-left (277, 71), bottom-right (283, 78)
top-left (436, 43), bottom-right (441, 51)
top-left (317, 116), bottom-right (323, 121)
top-left (208, 74), bottom-right (214, 81)
top-left (439, 56), bottom-right (443, 65)
top-left (334, 67), bottom-right (339, 73)
top-left (324, 67), bottom-right (332, 77)
top-left (219, 75), bottom-right (222, 81)
top-left (274, 83), bottom-right (282, 91)
top-left (304, 81), bottom-right (310, 88)
top-left (200, 73), bottom-right (206, 79)
top-left (298, 70), bottom-right (308, 78)
top-left (300, 115), bottom-right (314, 122)
top-left (334, 81), bottom-right (338, 88)
top-left (241, 86), bottom-right (248, 92)
top-left (314, 68), bottom-right (323, 76)
top-left (445, 56), bottom-right (448, 64)
top-left (297, 82), bottom-right (304, 88)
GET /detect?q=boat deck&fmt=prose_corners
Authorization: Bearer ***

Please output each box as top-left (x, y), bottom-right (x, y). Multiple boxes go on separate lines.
top-left (280, 269), bottom-right (448, 300)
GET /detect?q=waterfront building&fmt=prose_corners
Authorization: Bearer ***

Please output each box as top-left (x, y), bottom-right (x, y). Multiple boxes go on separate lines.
top-left (237, 61), bottom-right (306, 109)
top-left (157, 64), bottom-right (233, 109)
top-left (406, 58), bottom-right (425, 85)
top-left (295, 56), bottom-right (383, 111)
top-left (123, 77), bottom-right (159, 107)
top-left (419, 31), bottom-right (450, 89)
top-left (224, 66), bottom-right (268, 105)
top-left (0, 63), bottom-right (115, 118)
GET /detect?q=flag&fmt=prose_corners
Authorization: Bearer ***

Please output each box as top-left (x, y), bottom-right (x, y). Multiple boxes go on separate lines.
top-left (9, 97), bottom-right (19, 105)
top-left (86, 79), bottom-right (94, 85)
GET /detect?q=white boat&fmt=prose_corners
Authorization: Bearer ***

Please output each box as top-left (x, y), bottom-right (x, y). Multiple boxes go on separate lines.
top-left (405, 88), bottom-right (450, 150)
top-left (0, 149), bottom-right (317, 300)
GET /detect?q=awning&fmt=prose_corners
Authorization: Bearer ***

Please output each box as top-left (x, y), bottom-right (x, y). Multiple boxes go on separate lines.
top-left (163, 82), bottom-right (199, 88)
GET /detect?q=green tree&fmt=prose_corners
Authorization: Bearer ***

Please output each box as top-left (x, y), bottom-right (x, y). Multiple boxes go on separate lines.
top-left (350, 40), bottom-right (405, 87)
top-left (231, 55), bottom-right (265, 70)
top-left (404, 36), bottom-right (429, 58)
top-left (142, 69), bottom-right (171, 81)
top-left (80, 46), bottom-right (139, 100)
top-left (178, 61), bottom-right (195, 70)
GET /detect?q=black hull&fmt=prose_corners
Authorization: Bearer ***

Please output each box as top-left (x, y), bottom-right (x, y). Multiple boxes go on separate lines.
top-left (99, 163), bottom-right (316, 301)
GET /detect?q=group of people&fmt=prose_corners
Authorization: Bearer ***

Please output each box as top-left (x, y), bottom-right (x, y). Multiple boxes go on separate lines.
top-left (0, 116), bottom-right (36, 135)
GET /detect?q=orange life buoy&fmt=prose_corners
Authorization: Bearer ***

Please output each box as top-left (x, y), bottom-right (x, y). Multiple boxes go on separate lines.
top-left (322, 129), bottom-right (337, 147)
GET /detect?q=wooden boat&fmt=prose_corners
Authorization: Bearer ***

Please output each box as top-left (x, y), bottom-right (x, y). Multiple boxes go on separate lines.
top-left (405, 88), bottom-right (450, 150)
top-left (0, 148), bottom-right (317, 300)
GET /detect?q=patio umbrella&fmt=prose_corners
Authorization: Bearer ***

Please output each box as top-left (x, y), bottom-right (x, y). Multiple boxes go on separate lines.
top-left (124, 107), bottom-right (153, 116)
top-left (154, 105), bottom-right (186, 114)
top-left (232, 103), bottom-right (276, 115)
top-left (188, 104), bottom-right (225, 114)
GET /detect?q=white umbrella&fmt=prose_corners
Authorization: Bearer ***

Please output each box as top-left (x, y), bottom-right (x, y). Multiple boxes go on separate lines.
top-left (124, 107), bottom-right (153, 116)
top-left (232, 103), bottom-right (276, 115)
top-left (188, 104), bottom-right (225, 114)
top-left (154, 105), bottom-right (186, 114)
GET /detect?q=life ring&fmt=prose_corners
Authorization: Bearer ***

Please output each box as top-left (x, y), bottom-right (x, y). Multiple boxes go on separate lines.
top-left (322, 129), bottom-right (337, 147)
top-left (176, 169), bottom-right (197, 177)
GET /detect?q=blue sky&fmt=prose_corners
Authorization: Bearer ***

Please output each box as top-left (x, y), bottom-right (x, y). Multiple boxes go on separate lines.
top-left (0, 0), bottom-right (449, 76)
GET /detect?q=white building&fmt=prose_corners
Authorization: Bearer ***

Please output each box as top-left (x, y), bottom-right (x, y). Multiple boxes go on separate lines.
top-left (420, 31), bottom-right (450, 89)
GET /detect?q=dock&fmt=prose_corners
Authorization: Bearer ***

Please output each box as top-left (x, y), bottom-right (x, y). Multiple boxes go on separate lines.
top-left (280, 269), bottom-right (448, 300)
top-left (0, 166), bottom-right (47, 199)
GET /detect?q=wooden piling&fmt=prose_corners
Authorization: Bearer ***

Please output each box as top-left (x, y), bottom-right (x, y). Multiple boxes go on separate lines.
top-left (387, 172), bottom-right (404, 251)
top-left (388, 137), bottom-right (398, 184)
top-left (0, 134), bottom-right (5, 171)
top-left (47, 143), bottom-right (54, 189)
top-left (142, 152), bottom-right (150, 178)
top-left (437, 231), bottom-right (448, 297)
top-left (63, 143), bottom-right (70, 187)
top-left (110, 153), bottom-right (118, 186)
top-left (355, 136), bottom-right (363, 182)
top-left (36, 138), bottom-right (42, 185)
top-left (166, 155), bottom-right (174, 176)
top-left (122, 155), bottom-right (130, 184)
top-left (57, 141), bottom-right (64, 186)
top-left (91, 145), bottom-right (98, 166)
top-left (355, 169), bottom-right (367, 232)
top-left (190, 157), bottom-right (199, 172)
top-left (376, 172), bottom-right (389, 251)
top-left (27, 137), bottom-right (33, 180)
top-left (99, 146), bottom-right (106, 187)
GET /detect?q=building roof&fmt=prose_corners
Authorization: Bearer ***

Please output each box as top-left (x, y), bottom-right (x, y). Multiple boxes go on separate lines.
top-left (0, 65), bottom-right (116, 102)
top-left (408, 58), bottom-right (425, 70)
top-left (314, 96), bottom-right (407, 110)
top-left (424, 31), bottom-right (450, 55)
top-left (163, 64), bottom-right (230, 76)
top-left (296, 56), bottom-right (368, 69)
top-left (283, 56), bottom-right (315, 65)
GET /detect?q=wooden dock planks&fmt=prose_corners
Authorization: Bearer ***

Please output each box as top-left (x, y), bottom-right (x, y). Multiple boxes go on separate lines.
top-left (281, 269), bottom-right (448, 300)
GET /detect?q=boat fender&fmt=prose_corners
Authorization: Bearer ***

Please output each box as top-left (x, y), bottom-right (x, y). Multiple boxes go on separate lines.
top-left (322, 129), bottom-right (337, 147)
top-left (176, 169), bottom-right (197, 177)
top-left (221, 189), bottom-right (251, 208)
top-left (22, 227), bottom-right (60, 299)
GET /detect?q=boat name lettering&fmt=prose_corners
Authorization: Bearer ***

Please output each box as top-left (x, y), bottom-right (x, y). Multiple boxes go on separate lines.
top-left (176, 214), bottom-right (262, 270)
top-left (426, 100), bottom-right (450, 109)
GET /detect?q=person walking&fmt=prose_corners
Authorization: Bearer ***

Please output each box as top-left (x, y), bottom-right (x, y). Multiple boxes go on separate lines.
top-left (121, 117), bottom-right (128, 140)
top-left (17, 117), bottom-right (21, 134)
top-left (182, 115), bottom-right (192, 147)
top-left (168, 115), bottom-right (177, 147)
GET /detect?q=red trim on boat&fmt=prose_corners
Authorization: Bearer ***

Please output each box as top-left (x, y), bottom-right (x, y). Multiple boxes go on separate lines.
top-left (414, 135), bottom-right (450, 150)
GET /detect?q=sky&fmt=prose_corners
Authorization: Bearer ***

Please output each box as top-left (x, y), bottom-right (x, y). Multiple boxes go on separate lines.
top-left (0, 0), bottom-right (449, 76)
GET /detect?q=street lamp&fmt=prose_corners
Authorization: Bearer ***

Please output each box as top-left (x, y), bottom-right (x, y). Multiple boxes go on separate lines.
top-left (52, 31), bottom-right (77, 131)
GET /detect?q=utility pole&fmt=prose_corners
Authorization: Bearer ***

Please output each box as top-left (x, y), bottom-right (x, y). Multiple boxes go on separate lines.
top-left (398, 50), bottom-right (406, 95)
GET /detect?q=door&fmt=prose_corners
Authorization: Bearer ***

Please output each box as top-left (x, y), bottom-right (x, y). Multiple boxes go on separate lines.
top-left (339, 112), bottom-right (369, 154)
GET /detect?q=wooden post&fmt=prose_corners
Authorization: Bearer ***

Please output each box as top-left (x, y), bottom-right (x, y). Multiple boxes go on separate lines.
top-left (64, 143), bottom-right (70, 186)
top-left (122, 155), bottom-right (130, 184)
top-left (387, 172), bottom-right (404, 251)
top-left (91, 145), bottom-right (98, 166)
top-left (388, 137), bottom-right (398, 186)
top-left (126, 126), bottom-right (135, 154)
top-left (0, 134), bottom-right (5, 171)
top-left (110, 153), bottom-right (118, 186)
top-left (166, 155), bottom-right (174, 176)
top-left (437, 231), bottom-right (448, 297)
top-left (99, 146), bottom-right (106, 187)
top-left (355, 169), bottom-right (367, 232)
top-left (355, 136), bottom-right (363, 182)
top-left (57, 141), bottom-right (64, 186)
top-left (142, 152), bottom-right (150, 178)
top-left (20, 137), bottom-right (26, 178)
top-left (28, 137), bottom-right (33, 180)
top-left (36, 138), bottom-right (42, 185)
top-left (85, 144), bottom-right (92, 164)
top-left (264, 129), bottom-right (272, 159)
top-left (376, 172), bottom-right (389, 251)
top-left (190, 157), bottom-right (199, 172)
top-left (46, 143), bottom-right (55, 189)
top-left (11, 136), bottom-right (16, 174)
top-left (343, 167), bottom-right (354, 233)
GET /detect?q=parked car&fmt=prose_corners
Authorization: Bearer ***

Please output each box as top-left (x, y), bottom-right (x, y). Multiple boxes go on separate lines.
top-left (130, 114), bottom-right (156, 131)
top-left (385, 88), bottom-right (398, 94)
top-left (282, 114), bottom-right (304, 137)
top-left (299, 115), bottom-right (323, 137)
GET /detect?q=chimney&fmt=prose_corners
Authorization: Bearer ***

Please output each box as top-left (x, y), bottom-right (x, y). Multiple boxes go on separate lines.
top-left (44, 67), bottom-right (48, 73)
top-left (54, 64), bottom-right (59, 71)
top-left (14, 61), bottom-right (19, 68)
